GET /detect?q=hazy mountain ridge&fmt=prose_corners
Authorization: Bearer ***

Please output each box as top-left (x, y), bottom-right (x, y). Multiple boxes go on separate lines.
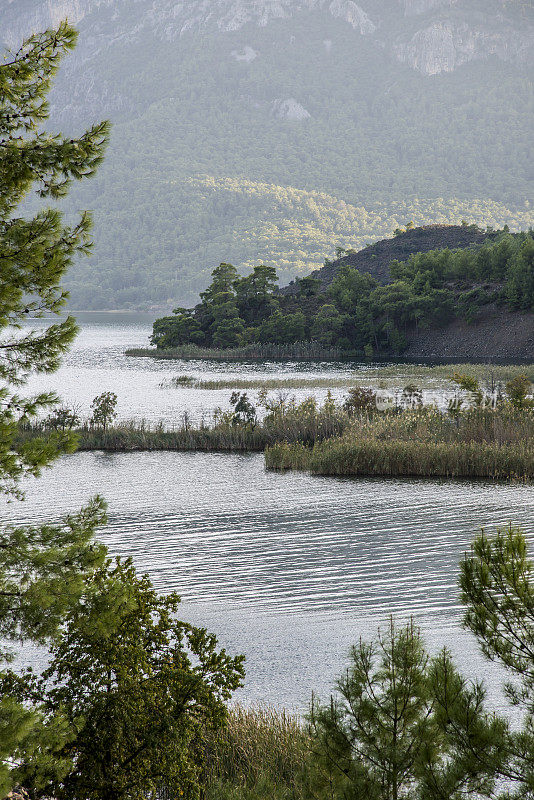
top-left (4, 0), bottom-right (532, 75)
top-left (3, 0), bottom-right (533, 309)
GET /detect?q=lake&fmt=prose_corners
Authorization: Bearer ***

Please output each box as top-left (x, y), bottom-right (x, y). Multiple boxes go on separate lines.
top-left (4, 313), bottom-right (534, 713)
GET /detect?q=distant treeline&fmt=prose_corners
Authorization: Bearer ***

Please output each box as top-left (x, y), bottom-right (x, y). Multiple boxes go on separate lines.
top-left (151, 227), bottom-right (534, 356)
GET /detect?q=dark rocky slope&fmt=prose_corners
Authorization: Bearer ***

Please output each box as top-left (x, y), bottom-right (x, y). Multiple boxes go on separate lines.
top-left (286, 224), bottom-right (492, 289)
top-left (404, 305), bottom-right (534, 361)
top-left (284, 225), bottom-right (534, 360)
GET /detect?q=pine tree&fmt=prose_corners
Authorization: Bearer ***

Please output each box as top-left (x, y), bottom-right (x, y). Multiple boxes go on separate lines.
top-left (460, 525), bottom-right (534, 798)
top-left (309, 619), bottom-right (505, 800)
top-left (0, 22), bottom-right (109, 794)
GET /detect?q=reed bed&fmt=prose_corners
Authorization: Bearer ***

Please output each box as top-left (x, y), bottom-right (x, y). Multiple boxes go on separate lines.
top-left (18, 406), bottom-right (348, 453)
top-left (266, 408), bottom-right (534, 481)
top-left (75, 409), bottom-right (346, 452)
top-left (71, 421), bottom-right (267, 452)
top-left (126, 342), bottom-right (343, 361)
top-left (267, 439), bottom-right (534, 480)
top-left (20, 403), bottom-right (534, 480)
top-left (163, 364), bottom-right (534, 392)
top-left (166, 376), bottom-right (358, 390)
top-left (201, 705), bottom-right (314, 800)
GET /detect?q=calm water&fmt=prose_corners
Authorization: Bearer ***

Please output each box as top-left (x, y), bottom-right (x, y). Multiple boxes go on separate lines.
top-left (4, 314), bottom-right (533, 712)
top-left (22, 312), bottom-right (450, 422)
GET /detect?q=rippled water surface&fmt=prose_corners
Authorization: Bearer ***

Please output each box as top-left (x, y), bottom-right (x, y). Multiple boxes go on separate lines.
top-left (22, 312), bottom-right (450, 422)
top-left (6, 314), bottom-right (533, 710)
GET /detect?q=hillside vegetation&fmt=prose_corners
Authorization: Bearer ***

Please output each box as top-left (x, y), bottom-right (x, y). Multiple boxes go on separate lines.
top-left (5, 1), bottom-right (532, 309)
top-left (150, 226), bottom-right (534, 357)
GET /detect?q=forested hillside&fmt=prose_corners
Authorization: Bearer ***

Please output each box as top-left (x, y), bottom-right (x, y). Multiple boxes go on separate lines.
top-left (151, 226), bottom-right (534, 358)
top-left (4, 0), bottom-right (533, 309)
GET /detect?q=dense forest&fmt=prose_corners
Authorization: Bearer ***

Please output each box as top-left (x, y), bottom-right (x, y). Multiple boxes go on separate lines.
top-left (152, 226), bottom-right (534, 355)
top-left (8, 1), bottom-right (531, 309)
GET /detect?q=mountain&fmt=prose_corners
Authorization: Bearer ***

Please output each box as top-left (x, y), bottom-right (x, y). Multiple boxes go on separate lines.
top-left (4, 0), bottom-right (533, 309)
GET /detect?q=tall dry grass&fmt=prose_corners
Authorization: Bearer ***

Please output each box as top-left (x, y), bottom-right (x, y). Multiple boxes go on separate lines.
top-left (200, 705), bottom-right (315, 800)
top-left (266, 407), bottom-right (534, 480)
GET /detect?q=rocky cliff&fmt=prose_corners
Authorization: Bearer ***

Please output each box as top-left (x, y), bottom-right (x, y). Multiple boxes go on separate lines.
top-left (3, 0), bottom-right (533, 75)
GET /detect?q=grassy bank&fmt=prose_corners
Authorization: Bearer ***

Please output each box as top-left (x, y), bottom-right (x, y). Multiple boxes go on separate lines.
top-left (126, 342), bottom-right (345, 361)
top-left (266, 407), bottom-right (534, 481)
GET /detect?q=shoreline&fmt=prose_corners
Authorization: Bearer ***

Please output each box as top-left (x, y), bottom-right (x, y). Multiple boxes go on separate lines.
top-left (126, 347), bottom-right (534, 367)
top-left (19, 403), bottom-right (534, 482)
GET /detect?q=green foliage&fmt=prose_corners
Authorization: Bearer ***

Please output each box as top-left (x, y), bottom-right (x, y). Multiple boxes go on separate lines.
top-left (0, 22), bottom-right (110, 795)
top-left (460, 526), bottom-right (534, 798)
top-left (309, 619), bottom-right (505, 800)
top-left (44, 405), bottom-right (81, 431)
top-left (505, 374), bottom-right (533, 408)
top-left (229, 392), bottom-right (257, 427)
top-left (343, 386), bottom-right (378, 415)
top-left (4, 559), bottom-right (245, 800)
top-left (90, 391), bottom-right (118, 431)
top-left (0, 23), bottom-right (109, 497)
top-left (0, 498), bottom-right (107, 644)
top-left (152, 229), bottom-right (534, 356)
top-left (451, 372), bottom-right (484, 408)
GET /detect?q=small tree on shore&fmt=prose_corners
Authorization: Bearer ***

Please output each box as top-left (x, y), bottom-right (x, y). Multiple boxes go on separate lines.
top-left (505, 374), bottom-right (533, 409)
top-left (90, 391), bottom-right (118, 431)
top-left (44, 405), bottom-right (81, 431)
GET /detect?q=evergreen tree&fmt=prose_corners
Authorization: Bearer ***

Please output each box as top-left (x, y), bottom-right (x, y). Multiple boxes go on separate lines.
top-left (0, 22), bottom-right (109, 794)
top-left (234, 265), bottom-right (279, 324)
top-left (460, 525), bottom-right (534, 798)
top-left (309, 619), bottom-right (505, 800)
top-left (3, 559), bottom-right (245, 800)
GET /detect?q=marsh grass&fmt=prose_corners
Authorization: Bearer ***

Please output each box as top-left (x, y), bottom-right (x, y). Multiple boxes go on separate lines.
top-left (201, 705), bottom-right (315, 800)
top-left (166, 376), bottom-right (358, 390)
top-left (18, 403), bottom-right (347, 453)
top-left (162, 364), bottom-right (534, 392)
top-left (266, 408), bottom-right (534, 480)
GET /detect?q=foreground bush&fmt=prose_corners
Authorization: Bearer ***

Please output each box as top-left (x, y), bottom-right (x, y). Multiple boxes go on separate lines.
top-left (1, 560), bottom-right (245, 800)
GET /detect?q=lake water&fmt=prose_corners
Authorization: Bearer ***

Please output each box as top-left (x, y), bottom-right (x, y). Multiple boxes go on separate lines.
top-left (21, 312), bottom-right (452, 423)
top-left (4, 313), bottom-right (534, 714)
